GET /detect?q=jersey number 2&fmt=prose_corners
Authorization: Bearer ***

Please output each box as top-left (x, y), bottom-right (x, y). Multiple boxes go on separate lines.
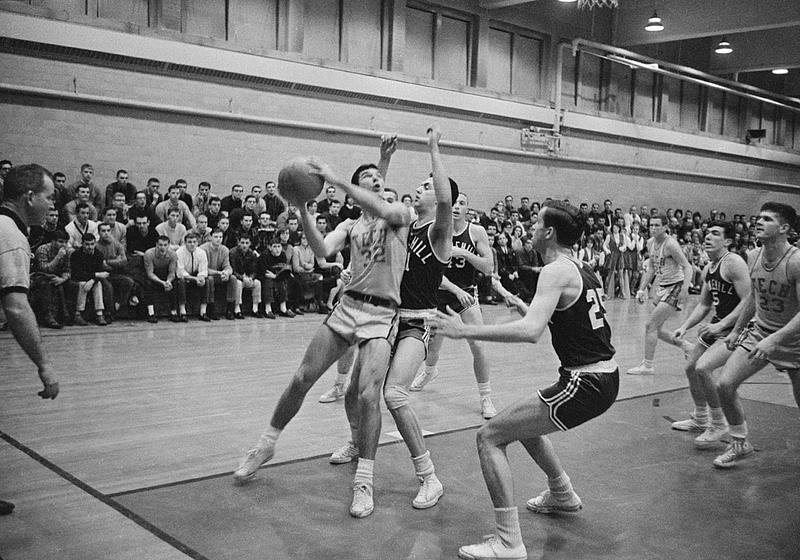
top-left (586, 288), bottom-right (606, 330)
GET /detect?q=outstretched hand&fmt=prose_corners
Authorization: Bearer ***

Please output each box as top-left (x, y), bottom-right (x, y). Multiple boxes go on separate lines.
top-left (380, 134), bottom-right (398, 158)
top-left (426, 124), bottom-right (442, 146)
top-left (428, 307), bottom-right (465, 339)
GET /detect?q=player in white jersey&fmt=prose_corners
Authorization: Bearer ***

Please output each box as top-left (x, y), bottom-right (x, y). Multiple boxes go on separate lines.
top-left (628, 214), bottom-right (694, 375)
top-left (713, 202), bottom-right (800, 468)
top-left (671, 222), bottom-right (750, 448)
top-left (233, 140), bottom-right (411, 519)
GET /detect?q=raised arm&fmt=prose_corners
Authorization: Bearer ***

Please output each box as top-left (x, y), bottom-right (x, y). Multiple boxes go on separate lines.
top-left (377, 134), bottom-right (398, 180)
top-left (300, 206), bottom-right (349, 259)
top-left (427, 124), bottom-right (454, 260)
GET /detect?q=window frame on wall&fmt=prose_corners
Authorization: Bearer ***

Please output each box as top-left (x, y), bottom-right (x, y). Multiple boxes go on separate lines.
top-left (405, 1), bottom-right (475, 88)
top-left (485, 19), bottom-right (545, 101)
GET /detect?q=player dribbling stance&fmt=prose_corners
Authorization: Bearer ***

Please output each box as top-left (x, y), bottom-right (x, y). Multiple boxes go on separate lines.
top-left (431, 200), bottom-right (618, 560)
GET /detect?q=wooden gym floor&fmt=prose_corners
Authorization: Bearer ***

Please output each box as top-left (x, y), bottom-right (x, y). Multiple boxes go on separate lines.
top-left (1, 297), bottom-right (798, 559)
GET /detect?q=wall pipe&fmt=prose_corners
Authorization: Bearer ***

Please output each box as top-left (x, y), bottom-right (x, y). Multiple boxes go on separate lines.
top-left (1, 82), bottom-right (797, 193)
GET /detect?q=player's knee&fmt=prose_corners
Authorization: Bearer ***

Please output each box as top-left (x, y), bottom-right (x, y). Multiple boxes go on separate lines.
top-left (383, 384), bottom-right (409, 410)
top-left (714, 377), bottom-right (734, 400)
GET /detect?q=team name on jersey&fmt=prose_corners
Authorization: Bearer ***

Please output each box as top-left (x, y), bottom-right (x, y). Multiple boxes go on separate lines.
top-left (753, 277), bottom-right (792, 299)
top-left (707, 278), bottom-right (736, 296)
top-left (354, 224), bottom-right (388, 262)
top-left (450, 239), bottom-right (476, 269)
top-left (408, 231), bottom-right (434, 266)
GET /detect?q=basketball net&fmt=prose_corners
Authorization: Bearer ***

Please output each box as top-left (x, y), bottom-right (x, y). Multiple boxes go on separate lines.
top-left (577, 0), bottom-right (619, 8)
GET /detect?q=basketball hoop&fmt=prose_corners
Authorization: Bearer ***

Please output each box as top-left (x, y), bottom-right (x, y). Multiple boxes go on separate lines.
top-left (577, 0), bottom-right (619, 8)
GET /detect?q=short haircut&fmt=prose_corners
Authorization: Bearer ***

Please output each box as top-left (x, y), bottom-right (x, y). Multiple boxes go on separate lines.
top-left (54, 171), bottom-right (66, 180)
top-left (708, 220), bottom-right (735, 241)
top-left (168, 184), bottom-right (180, 193)
top-left (168, 207), bottom-right (181, 215)
top-left (270, 236), bottom-right (283, 246)
top-left (77, 184), bottom-right (90, 192)
top-left (157, 235), bottom-right (170, 243)
top-left (184, 232), bottom-right (198, 241)
top-left (232, 184), bottom-right (244, 192)
top-left (211, 228), bottom-right (223, 235)
top-left (265, 181), bottom-right (276, 187)
top-left (147, 177), bottom-right (160, 185)
top-left (0, 159), bottom-right (11, 168)
top-left (351, 163), bottom-right (378, 185)
top-left (541, 200), bottom-right (585, 247)
top-left (209, 196), bottom-right (221, 204)
top-left (199, 181), bottom-right (211, 188)
top-left (244, 195), bottom-right (257, 203)
top-left (75, 201), bottom-right (90, 212)
top-left (175, 178), bottom-right (187, 186)
top-left (98, 222), bottom-right (111, 231)
top-left (2, 164), bottom-right (53, 200)
top-left (135, 215), bottom-right (149, 222)
top-left (116, 169), bottom-right (127, 176)
top-left (82, 233), bottom-right (96, 242)
top-left (52, 229), bottom-right (69, 241)
top-left (330, 198), bottom-right (341, 206)
top-left (651, 214), bottom-right (668, 227)
top-left (104, 207), bottom-right (117, 216)
top-left (760, 202), bottom-right (798, 228)
top-left (80, 163), bottom-right (93, 172)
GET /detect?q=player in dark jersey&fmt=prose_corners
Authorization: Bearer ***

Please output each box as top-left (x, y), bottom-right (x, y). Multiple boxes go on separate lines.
top-left (431, 200), bottom-right (618, 560)
top-left (671, 222), bottom-right (750, 448)
top-left (411, 192), bottom-right (497, 419)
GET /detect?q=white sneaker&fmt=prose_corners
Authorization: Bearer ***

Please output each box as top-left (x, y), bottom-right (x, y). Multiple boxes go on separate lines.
top-left (694, 424), bottom-right (730, 448)
top-left (481, 396), bottom-right (497, 419)
top-left (713, 438), bottom-right (754, 468)
top-left (329, 441), bottom-right (359, 464)
top-left (626, 362), bottom-right (655, 375)
top-left (410, 367), bottom-right (438, 391)
top-left (319, 382), bottom-right (346, 403)
top-left (525, 489), bottom-right (582, 514)
top-left (349, 483), bottom-right (374, 518)
top-left (412, 473), bottom-right (444, 509)
top-left (671, 415), bottom-right (709, 432)
top-left (458, 535), bottom-right (527, 560)
top-left (233, 443), bottom-right (274, 483)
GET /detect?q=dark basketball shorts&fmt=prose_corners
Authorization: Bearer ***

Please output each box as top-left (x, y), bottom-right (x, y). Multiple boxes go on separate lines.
top-left (437, 286), bottom-right (480, 315)
top-left (653, 281), bottom-right (683, 310)
top-left (396, 313), bottom-right (432, 357)
top-left (698, 315), bottom-right (732, 348)
top-left (538, 368), bottom-right (619, 431)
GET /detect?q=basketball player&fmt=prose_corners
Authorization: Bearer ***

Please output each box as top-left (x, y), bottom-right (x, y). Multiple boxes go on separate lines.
top-left (671, 222), bottom-right (750, 448)
top-left (233, 139), bottom-right (411, 520)
top-left (712, 202), bottom-right (800, 468)
top-left (627, 214), bottom-right (693, 375)
top-left (1, 164), bottom-right (60, 515)
top-left (329, 125), bottom-right (455, 510)
top-left (430, 200), bottom-right (618, 560)
top-left (411, 191), bottom-right (497, 419)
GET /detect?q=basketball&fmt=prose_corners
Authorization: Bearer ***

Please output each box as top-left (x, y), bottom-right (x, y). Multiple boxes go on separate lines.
top-left (278, 157), bottom-right (324, 205)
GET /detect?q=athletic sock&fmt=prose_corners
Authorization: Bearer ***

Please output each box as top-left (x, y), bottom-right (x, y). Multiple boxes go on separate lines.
top-left (412, 450), bottom-right (435, 478)
top-left (547, 472), bottom-right (575, 501)
top-left (425, 364), bottom-right (436, 375)
top-left (494, 507), bottom-right (523, 548)
top-left (256, 425), bottom-right (282, 449)
top-left (477, 382), bottom-right (492, 397)
top-left (709, 407), bottom-right (726, 425)
top-left (693, 404), bottom-right (709, 423)
top-left (643, 359), bottom-right (654, 368)
top-left (728, 422), bottom-right (747, 439)
top-left (335, 373), bottom-right (349, 385)
top-left (354, 458), bottom-right (374, 487)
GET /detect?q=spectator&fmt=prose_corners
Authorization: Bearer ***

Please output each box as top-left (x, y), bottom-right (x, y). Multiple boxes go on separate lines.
top-left (126, 215), bottom-right (158, 257)
top-left (254, 211), bottom-right (276, 255)
top-left (193, 181), bottom-right (214, 217)
top-left (65, 202), bottom-right (99, 250)
top-left (104, 169), bottom-right (137, 207)
top-left (317, 185), bottom-right (337, 215)
top-left (189, 213), bottom-right (212, 245)
top-left (250, 184), bottom-right (267, 215)
top-left (109, 192), bottom-right (129, 225)
top-left (325, 199), bottom-right (343, 232)
top-left (128, 191), bottom-right (158, 226)
top-left (65, 163), bottom-right (102, 209)
top-left (518, 196), bottom-right (532, 223)
top-left (205, 196), bottom-right (224, 230)
top-left (174, 178), bottom-right (193, 212)
top-left (30, 230), bottom-right (72, 328)
top-left (233, 214), bottom-right (258, 248)
top-left (219, 216), bottom-right (235, 249)
top-left (228, 236), bottom-right (262, 319)
top-left (63, 184), bottom-right (99, 222)
top-left (339, 193), bottom-right (361, 220)
top-left (96, 222), bottom-right (135, 319)
top-left (69, 233), bottom-right (109, 326)
top-left (29, 207), bottom-right (62, 253)
top-left (51, 171), bottom-right (67, 212)
top-left (276, 203), bottom-right (300, 231)
top-left (175, 232), bottom-right (209, 321)
top-left (229, 194), bottom-right (258, 230)
top-left (0, 159), bottom-right (11, 195)
top-left (143, 236), bottom-right (179, 323)
top-left (603, 222), bottom-right (627, 299)
top-left (101, 207), bottom-right (127, 248)
top-left (221, 184), bottom-right (245, 215)
top-left (257, 236), bottom-right (295, 319)
top-left (144, 177), bottom-right (163, 209)
top-left (493, 232), bottom-right (520, 296)
top-left (262, 180), bottom-right (285, 221)
top-left (515, 237), bottom-right (543, 301)
top-left (155, 184), bottom-right (195, 229)
top-left (155, 207), bottom-right (187, 251)
top-left (199, 228), bottom-right (234, 320)
top-left (291, 231), bottom-right (323, 313)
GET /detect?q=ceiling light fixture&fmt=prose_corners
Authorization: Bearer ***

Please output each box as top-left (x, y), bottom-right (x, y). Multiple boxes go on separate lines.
top-left (715, 38), bottom-right (732, 55)
top-left (645, 11), bottom-right (664, 32)
top-left (771, 68), bottom-right (788, 75)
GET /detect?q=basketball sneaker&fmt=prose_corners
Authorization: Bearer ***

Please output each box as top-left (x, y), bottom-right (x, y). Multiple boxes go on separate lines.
top-left (713, 438), bottom-right (754, 468)
top-left (329, 441), bottom-right (359, 464)
top-left (525, 489), bottom-right (582, 514)
top-left (670, 415), bottom-right (708, 432)
top-left (233, 443), bottom-right (274, 483)
top-left (318, 382), bottom-right (346, 403)
top-left (626, 362), bottom-right (655, 375)
top-left (412, 473), bottom-right (444, 509)
top-left (349, 483), bottom-right (374, 518)
top-left (694, 424), bottom-right (729, 448)
top-left (410, 367), bottom-right (438, 391)
top-left (457, 535), bottom-right (527, 560)
top-left (481, 396), bottom-right (497, 419)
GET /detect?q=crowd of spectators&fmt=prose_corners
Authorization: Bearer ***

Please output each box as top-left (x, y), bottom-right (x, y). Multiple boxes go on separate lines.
top-left (0, 158), bottom-right (793, 329)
